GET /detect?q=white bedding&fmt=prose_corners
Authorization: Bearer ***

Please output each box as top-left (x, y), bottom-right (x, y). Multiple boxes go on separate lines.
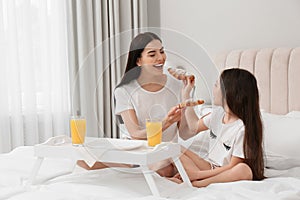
top-left (1, 146), bottom-right (300, 200)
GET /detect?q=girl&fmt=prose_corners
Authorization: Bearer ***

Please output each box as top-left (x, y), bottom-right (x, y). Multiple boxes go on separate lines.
top-left (171, 68), bottom-right (265, 187)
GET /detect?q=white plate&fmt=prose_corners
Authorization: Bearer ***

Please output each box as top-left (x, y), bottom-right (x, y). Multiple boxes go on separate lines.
top-left (86, 138), bottom-right (146, 150)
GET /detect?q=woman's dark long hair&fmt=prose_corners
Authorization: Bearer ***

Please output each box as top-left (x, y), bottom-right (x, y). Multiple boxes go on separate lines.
top-left (116, 32), bottom-right (162, 88)
top-left (220, 68), bottom-right (264, 180)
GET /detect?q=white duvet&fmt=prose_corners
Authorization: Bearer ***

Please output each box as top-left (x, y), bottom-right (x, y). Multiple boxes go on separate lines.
top-left (0, 146), bottom-right (300, 200)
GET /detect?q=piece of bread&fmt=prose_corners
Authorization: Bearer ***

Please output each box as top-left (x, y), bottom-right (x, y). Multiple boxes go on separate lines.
top-left (168, 68), bottom-right (195, 81)
top-left (178, 99), bottom-right (205, 109)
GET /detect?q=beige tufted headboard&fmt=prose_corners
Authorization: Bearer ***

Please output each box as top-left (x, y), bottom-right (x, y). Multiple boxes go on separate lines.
top-left (214, 47), bottom-right (300, 115)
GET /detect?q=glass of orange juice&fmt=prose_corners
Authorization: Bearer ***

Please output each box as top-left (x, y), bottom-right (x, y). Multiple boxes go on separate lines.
top-left (146, 118), bottom-right (162, 147)
top-left (70, 114), bottom-right (86, 146)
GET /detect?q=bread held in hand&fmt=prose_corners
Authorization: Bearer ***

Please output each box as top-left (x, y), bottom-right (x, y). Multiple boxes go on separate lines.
top-left (178, 99), bottom-right (205, 109)
top-left (168, 68), bottom-right (195, 81)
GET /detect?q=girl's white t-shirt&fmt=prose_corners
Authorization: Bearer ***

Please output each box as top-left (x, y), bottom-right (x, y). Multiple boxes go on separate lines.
top-left (203, 106), bottom-right (245, 166)
top-left (114, 75), bottom-right (182, 142)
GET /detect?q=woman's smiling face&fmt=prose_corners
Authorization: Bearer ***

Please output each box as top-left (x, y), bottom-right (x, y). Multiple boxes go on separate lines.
top-left (136, 39), bottom-right (166, 74)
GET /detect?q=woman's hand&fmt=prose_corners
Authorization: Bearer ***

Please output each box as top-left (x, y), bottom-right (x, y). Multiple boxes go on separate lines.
top-left (162, 106), bottom-right (181, 131)
top-left (181, 76), bottom-right (195, 100)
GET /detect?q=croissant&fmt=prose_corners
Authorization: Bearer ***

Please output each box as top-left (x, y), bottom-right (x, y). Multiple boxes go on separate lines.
top-left (178, 99), bottom-right (205, 109)
top-left (168, 68), bottom-right (195, 81)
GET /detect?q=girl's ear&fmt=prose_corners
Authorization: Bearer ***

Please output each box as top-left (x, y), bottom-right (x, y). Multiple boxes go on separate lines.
top-left (136, 58), bottom-right (141, 66)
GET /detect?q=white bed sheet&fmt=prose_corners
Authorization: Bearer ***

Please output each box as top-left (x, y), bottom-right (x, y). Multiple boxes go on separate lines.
top-left (0, 146), bottom-right (300, 200)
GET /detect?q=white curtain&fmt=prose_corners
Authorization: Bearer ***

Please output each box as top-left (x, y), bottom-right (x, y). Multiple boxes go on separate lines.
top-left (67, 0), bottom-right (148, 139)
top-left (0, 0), bottom-right (70, 153)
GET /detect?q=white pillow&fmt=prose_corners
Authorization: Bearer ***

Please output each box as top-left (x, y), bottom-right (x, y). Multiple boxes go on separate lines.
top-left (262, 111), bottom-right (300, 170)
top-left (285, 111), bottom-right (300, 118)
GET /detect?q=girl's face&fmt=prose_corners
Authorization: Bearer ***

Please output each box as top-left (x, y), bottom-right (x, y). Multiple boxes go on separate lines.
top-left (136, 39), bottom-right (166, 75)
top-left (213, 78), bottom-right (223, 106)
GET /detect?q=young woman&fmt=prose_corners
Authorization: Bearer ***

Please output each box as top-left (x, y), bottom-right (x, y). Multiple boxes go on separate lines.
top-left (78, 32), bottom-right (193, 174)
top-left (170, 68), bottom-right (265, 187)
top-left (114, 32), bottom-right (191, 142)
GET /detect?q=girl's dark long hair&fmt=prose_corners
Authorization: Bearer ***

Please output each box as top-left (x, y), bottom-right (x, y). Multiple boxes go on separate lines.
top-left (220, 68), bottom-right (264, 180)
top-left (116, 32), bottom-right (162, 88)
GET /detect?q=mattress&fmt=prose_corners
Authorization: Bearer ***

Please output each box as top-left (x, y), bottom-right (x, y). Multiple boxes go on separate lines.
top-left (0, 146), bottom-right (299, 200)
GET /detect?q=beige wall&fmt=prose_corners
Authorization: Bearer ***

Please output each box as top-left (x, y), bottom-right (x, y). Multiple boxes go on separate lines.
top-left (146, 0), bottom-right (300, 103)
top-left (159, 0), bottom-right (300, 58)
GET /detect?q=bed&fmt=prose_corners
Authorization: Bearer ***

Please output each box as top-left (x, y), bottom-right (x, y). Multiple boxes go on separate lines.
top-left (1, 47), bottom-right (300, 200)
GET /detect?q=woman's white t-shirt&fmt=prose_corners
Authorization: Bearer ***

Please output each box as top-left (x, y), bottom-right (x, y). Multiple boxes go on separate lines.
top-left (203, 106), bottom-right (245, 166)
top-left (114, 75), bottom-right (182, 142)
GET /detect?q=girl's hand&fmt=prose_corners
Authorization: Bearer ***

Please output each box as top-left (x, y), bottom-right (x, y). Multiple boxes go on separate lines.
top-left (181, 76), bottom-right (195, 100)
top-left (168, 173), bottom-right (183, 184)
top-left (173, 171), bottom-right (199, 182)
top-left (173, 173), bottom-right (183, 181)
top-left (162, 106), bottom-right (181, 130)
